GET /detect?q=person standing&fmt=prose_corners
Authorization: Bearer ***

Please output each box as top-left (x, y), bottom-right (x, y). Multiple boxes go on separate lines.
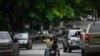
top-left (41, 35), bottom-right (54, 56)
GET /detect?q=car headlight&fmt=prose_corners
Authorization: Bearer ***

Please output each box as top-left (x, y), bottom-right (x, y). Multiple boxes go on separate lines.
top-left (68, 40), bottom-right (72, 44)
top-left (23, 41), bottom-right (28, 44)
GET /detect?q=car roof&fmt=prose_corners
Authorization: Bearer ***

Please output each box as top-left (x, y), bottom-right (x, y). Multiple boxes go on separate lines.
top-left (69, 29), bottom-right (83, 31)
top-left (0, 31), bottom-right (9, 33)
top-left (87, 22), bottom-right (100, 33)
top-left (13, 33), bottom-right (29, 38)
top-left (15, 33), bottom-right (29, 35)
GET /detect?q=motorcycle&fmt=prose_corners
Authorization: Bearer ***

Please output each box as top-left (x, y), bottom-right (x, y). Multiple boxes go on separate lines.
top-left (49, 48), bottom-right (60, 56)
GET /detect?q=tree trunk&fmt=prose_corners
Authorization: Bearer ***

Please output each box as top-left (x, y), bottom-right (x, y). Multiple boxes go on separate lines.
top-left (43, 22), bottom-right (49, 30)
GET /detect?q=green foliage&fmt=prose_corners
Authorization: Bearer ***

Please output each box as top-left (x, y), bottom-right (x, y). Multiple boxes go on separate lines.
top-left (0, 0), bottom-right (100, 31)
top-left (28, 0), bottom-right (76, 22)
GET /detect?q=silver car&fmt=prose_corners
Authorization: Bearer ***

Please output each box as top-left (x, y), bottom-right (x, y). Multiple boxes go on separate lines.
top-left (63, 29), bottom-right (83, 53)
top-left (0, 31), bottom-right (19, 56)
top-left (80, 22), bottom-right (100, 56)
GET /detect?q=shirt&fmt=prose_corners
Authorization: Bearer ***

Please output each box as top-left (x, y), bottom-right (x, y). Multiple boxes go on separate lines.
top-left (42, 39), bottom-right (54, 48)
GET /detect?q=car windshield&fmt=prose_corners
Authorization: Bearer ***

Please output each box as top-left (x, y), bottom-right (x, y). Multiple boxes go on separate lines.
top-left (68, 30), bottom-right (81, 37)
top-left (14, 33), bottom-right (28, 40)
top-left (89, 23), bottom-right (100, 33)
top-left (68, 31), bottom-right (76, 37)
top-left (0, 33), bottom-right (9, 40)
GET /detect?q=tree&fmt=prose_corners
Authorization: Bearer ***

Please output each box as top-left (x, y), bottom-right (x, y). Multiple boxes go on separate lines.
top-left (0, 0), bottom-right (99, 31)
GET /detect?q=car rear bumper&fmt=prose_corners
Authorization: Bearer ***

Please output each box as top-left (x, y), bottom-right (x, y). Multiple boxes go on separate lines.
top-left (0, 49), bottom-right (13, 55)
top-left (85, 45), bottom-right (100, 53)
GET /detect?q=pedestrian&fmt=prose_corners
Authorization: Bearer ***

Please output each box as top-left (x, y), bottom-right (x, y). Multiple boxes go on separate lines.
top-left (41, 35), bottom-right (54, 56)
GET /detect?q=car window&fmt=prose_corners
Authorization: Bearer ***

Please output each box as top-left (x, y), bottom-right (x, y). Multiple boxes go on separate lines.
top-left (74, 31), bottom-right (81, 37)
top-left (0, 33), bottom-right (9, 40)
top-left (14, 33), bottom-right (28, 40)
top-left (68, 30), bottom-right (82, 37)
top-left (68, 31), bottom-right (76, 37)
top-left (89, 23), bottom-right (100, 33)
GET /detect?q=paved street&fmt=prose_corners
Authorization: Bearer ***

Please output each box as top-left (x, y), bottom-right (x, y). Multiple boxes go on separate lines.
top-left (19, 42), bottom-right (81, 56)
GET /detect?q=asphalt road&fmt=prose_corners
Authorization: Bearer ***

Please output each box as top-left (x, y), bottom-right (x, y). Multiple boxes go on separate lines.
top-left (19, 42), bottom-right (81, 56)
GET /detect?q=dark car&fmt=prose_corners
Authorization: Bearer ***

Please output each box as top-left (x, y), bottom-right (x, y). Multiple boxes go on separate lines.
top-left (13, 33), bottom-right (32, 50)
top-left (0, 31), bottom-right (19, 56)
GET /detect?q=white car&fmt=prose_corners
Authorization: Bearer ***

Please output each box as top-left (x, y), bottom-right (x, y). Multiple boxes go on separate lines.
top-left (87, 15), bottom-right (95, 21)
top-left (13, 33), bottom-right (32, 50)
top-left (63, 29), bottom-right (83, 53)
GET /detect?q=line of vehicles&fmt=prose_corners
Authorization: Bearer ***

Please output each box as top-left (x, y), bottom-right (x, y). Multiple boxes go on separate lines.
top-left (0, 32), bottom-right (32, 56)
top-left (62, 22), bottom-right (100, 56)
top-left (0, 22), bottom-right (100, 56)
top-left (0, 32), bottom-right (19, 56)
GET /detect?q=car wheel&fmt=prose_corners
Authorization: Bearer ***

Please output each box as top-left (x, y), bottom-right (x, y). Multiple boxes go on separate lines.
top-left (16, 48), bottom-right (19, 56)
top-left (68, 48), bottom-right (72, 53)
top-left (26, 44), bottom-right (32, 50)
top-left (63, 42), bottom-right (67, 52)
top-left (85, 53), bottom-right (91, 56)
top-left (82, 49), bottom-right (92, 56)
top-left (81, 49), bottom-right (85, 56)
top-left (12, 44), bottom-right (19, 56)
top-left (29, 46), bottom-right (32, 49)
top-left (26, 46), bottom-right (29, 50)
top-left (29, 41), bottom-right (32, 49)
top-left (63, 47), bottom-right (67, 52)
top-left (26, 44), bottom-right (30, 50)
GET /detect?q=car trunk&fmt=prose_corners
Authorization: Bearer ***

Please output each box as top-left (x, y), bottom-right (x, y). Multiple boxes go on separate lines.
top-left (88, 33), bottom-right (100, 45)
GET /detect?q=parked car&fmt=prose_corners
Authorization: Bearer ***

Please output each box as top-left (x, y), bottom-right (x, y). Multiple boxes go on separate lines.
top-left (80, 22), bottom-right (100, 56)
top-left (30, 31), bottom-right (39, 41)
top-left (87, 15), bottom-right (96, 21)
top-left (13, 33), bottom-right (32, 50)
top-left (0, 31), bottom-right (19, 56)
top-left (63, 29), bottom-right (83, 53)
top-left (52, 29), bottom-right (63, 37)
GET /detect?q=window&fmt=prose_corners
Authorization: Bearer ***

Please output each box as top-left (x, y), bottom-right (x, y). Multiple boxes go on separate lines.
top-left (0, 33), bottom-right (9, 40)
top-left (13, 33), bottom-right (28, 40)
top-left (68, 30), bottom-right (82, 37)
top-left (89, 23), bottom-right (100, 33)
top-left (75, 31), bottom-right (81, 37)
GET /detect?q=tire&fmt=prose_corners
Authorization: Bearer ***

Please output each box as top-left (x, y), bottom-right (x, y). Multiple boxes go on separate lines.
top-left (81, 49), bottom-right (85, 56)
top-left (29, 46), bottom-right (32, 49)
top-left (16, 48), bottom-right (19, 56)
top-left (85, 53), bottom-right (91, 56)
top-left (82, 49), bottom-right (91, 56)
top-left (63, 42), bottom-right (67, 52)
top-left (26, 44), bottom-right (32, 50)
top-left (63, 47), bottom-right (67, 52)
top-left (12, 44), bottom-right (19, 56)
top-left (29, 40), bottom-right (32, 49)
top-left (26, 44), bottom-right (30, 50)
top-left (68, 48), bottom-right (72, 53)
